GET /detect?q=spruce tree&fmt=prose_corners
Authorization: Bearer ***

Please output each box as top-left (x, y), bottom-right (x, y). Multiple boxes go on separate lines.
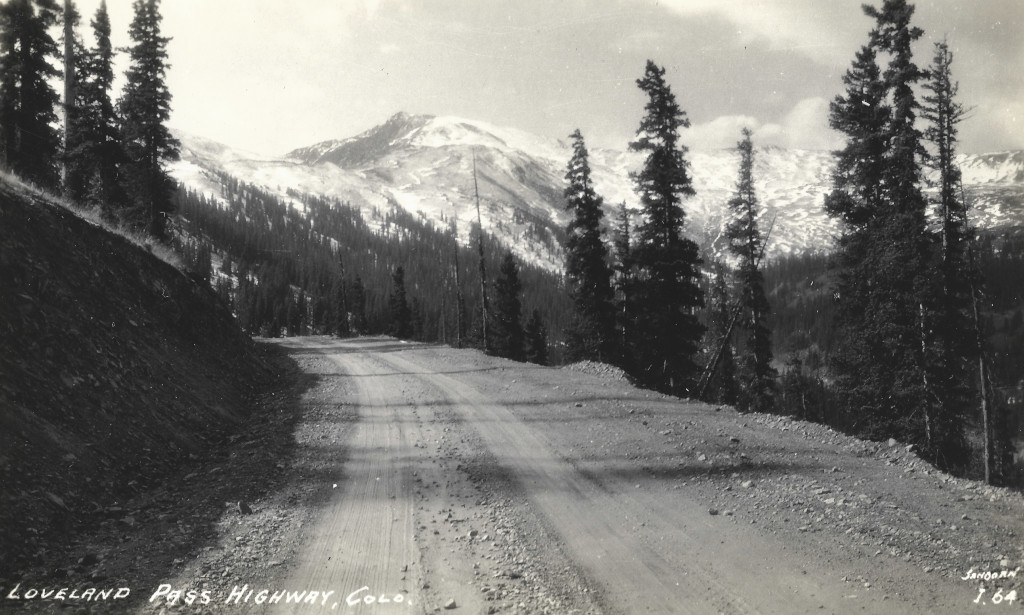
top-left (628, 60), bottom-right (704, 395)
top-left (705, 261), bottom-right (738, 405)
top-left (60, 0), bottom-right (77, 194)
top-left (826, 0), bottom-right (941, 456)
top-left (525, 309), bottom-right (549, 366)
top-left (118, 0), bottom-right (178, 240)
top-left (490, 251), bottom-right (525, 361)
top-left (332, 254), bottom-right (349, 336)
top-left (350, 274), bottom-right (366, 334)
top-left (64, 0), bottom-right (123, 212)
top-left (563, 129), bottom-right (615, 363)
top-left (0, 0), bottom-right (61, 189)
top-left (389, 266), bottom-right (412, 339)
top-left (611, 201), bottom-right (635, 367)
top-left (921, 38), bottom-right (973, 469)
top-left (725, 128), bottom-right (776, 412)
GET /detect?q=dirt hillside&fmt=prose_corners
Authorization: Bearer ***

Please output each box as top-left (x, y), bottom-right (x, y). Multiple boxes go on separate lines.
top-left (0, 180), bottom-right (290, 583)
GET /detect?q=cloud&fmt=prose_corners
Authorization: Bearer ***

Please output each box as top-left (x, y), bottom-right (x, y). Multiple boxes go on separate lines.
top-left (961, 96), bottom-right (1024, 153)
top-left (686, 115), bottom-right (760, 150)
top-left (686, 97), bottom-right (843, 151)
top-left (650, 0), bottom-right (862, 66)
top-left (772, 97), bottom-right (844, 151)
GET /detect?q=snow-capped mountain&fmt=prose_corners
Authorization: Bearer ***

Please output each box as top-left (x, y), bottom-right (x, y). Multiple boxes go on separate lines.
top-left (170, 112), bottom-right (1024, 272)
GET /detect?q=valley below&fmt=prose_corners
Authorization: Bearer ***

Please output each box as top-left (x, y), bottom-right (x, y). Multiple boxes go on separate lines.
top-left (8, 336), bottom-right (1023, 614)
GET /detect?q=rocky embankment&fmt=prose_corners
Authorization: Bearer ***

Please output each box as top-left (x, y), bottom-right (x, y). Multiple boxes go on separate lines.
top-left (0, 180), bottom-right (290, 583)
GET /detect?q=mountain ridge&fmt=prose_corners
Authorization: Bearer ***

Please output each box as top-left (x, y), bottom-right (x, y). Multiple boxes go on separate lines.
top-left (170, 112), bottom-right (1024, 270)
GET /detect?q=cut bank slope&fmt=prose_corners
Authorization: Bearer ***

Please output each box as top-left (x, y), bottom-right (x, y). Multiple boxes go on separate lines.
top-left (0, 178), bottom-right (285, 581)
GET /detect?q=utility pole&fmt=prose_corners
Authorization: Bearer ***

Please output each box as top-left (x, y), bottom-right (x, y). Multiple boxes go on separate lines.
top-left (473, 150), bottom-right (489, 352)
top-left (451, 217), bottom-right (464, 349)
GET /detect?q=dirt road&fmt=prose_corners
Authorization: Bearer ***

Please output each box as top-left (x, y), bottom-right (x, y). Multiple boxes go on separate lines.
top-left (115, 335), bottom-right (1022, 615)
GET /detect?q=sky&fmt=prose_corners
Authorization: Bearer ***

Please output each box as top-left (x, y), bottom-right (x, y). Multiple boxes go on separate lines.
top-left (73, 0), bottom-right (1023, 156)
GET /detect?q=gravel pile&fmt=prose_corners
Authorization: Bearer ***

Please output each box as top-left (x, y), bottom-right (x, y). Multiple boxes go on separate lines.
top-left (562, 360), bottom-right (631, 382)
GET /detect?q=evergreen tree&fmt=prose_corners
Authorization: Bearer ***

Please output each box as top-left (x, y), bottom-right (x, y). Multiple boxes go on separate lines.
top-left (64, 0), bottom-right (124, 212)
top-left (611, 201), bottom-right (635, 367)
top-left (525, 309), bottom-right (548, 366)
top-left (332, 275), bottom-right (349, 337)
top-left (411, 296), bottom-right (425, 341)
top-left (725, 128), bottom-right (776, 412)
top-left (388, 266), bottom-right (412, 339)
top-left (490, 251), bottom-right (525, 361)
top-left (627, 60), bottom-right (705, 395)
top-left (60, 0), bottom-right (78, 195)
top-left (118, 0), bottom-right (178, 239)
top-left (563, 129), bottom-right (615, 363)
top-left (331, 252), bottom-right (349, 336)
top-left (295, 291), bottom-right (308, 336)
top-left (705, 261), bottom-right (738, 405)
top-left (921, 38), bottom-right (973, 469)
top-left (826, 0), bottom-right (940, 457)
top-left (0, 0), bottom-right (61, 189)
top-left (350, 274), bottom-right (366, 334)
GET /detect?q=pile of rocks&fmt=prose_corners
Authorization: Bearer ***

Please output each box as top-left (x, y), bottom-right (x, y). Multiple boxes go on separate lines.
top-left (562, 360), bottom-right (631, 383)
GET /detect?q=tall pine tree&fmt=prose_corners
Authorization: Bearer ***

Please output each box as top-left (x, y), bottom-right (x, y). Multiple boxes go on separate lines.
top-left (921, 38), bottom-right (973, 469)
top-left (332, 253), bottom-right (349, 336)
top-left (826, 0), bottom-right (946, 461)
top-left (490, 251), bottom-right (525, 361)
top-left (525, 309), bottom-right (548, 366)
top-left (725, 128), bottom-right (776, 412)
top-left (64, 0), bottom-right (123, 212)
top-left (611, 201), bottom-right (635, 367)
top-left (389, 266), bottom-right (412, 339)
top-left (705, 261), bottom-right (738, 405)
top-left (0, 0), bottom-right (61, 189)
top-left (628, 60), bottom-right (704, 395)
top-left (118, 0), bottom-right (178, 240)
top-left (350, 274), bottom-right (367, 334)
top-left (563, 129), bottom-right (615, 363)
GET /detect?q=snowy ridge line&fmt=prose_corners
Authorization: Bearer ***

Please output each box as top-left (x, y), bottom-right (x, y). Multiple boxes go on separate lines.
top-left (170, 115), bottom-right (1024, 271)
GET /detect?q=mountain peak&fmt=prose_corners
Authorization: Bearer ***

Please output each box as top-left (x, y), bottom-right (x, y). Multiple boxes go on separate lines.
top-left (285, 112), bottom-right (569, 169)
top-left (286, 112), bottom-right (435, 167)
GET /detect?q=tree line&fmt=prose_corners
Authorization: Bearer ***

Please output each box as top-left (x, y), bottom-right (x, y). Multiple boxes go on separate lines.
top-left (0, 0), bottom-right (178, 239)
top-left (559, 0), bottom-right (1016, 483)
top-left (562, 61), bottom-right (777, 408)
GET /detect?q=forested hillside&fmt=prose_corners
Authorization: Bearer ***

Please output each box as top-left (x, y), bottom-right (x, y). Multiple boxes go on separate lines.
top-left (173, 173), bottom-right (572, 359)
top-left (762, 235), bottom-right (1024, 481)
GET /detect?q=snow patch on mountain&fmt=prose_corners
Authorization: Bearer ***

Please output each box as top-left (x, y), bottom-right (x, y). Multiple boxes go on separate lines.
top-left (171, 113), bottom-right (1024, 273)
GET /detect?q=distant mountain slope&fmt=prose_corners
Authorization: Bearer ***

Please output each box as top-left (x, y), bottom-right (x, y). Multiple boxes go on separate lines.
top-left (0, 178), bottom-right (284, 579)
top-left (171, 113), bottom-right (1024, 269)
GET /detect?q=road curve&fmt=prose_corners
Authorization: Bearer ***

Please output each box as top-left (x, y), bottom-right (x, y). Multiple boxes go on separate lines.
top-left (270, 336), bottom-right (976, 615)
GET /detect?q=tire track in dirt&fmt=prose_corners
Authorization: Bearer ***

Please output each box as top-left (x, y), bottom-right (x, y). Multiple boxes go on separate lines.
top-left (269, 343), bottom-right (424, 614)
top-left (371, 351), bottom-right (736, 614)
top-left (371, 348), bottom-right (944, 615)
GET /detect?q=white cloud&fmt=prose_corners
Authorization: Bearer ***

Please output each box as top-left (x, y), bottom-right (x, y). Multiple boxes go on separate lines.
top-left (686, 115), bottom-right (760, 150)
top-left (772, 97), bottom-right (844, 151)
top-left (686, 97), bottom-right (843, 151)
top-left (650, 0), bottom-right (861, 66)
top-left (961, 96), bottom-right (1024, 153)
